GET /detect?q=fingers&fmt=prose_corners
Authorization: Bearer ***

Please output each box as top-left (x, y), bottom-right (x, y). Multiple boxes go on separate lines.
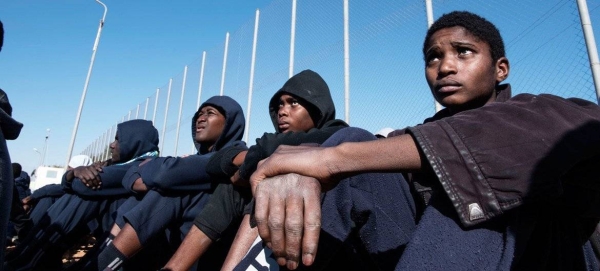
top-left (254, 174), bottom-right (322, 270)
top-left (284, 191), bottom-right (304, 269)
top-left (269, 193), bottom-right (287, 266)
top-left (254, 182), bottom-right (271, 247)
top-left (74, 166), bottom-right (103, 189)
top-left (301, 181), bottom-right (321, 266)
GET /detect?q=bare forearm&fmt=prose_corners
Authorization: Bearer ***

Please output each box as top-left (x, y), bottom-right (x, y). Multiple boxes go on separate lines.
top-left (164, 226), bottom-right (213, 271)
top-left (330, 134), bottom-right (421, 174)
top-left (221, 215), bottom-right (258, 271)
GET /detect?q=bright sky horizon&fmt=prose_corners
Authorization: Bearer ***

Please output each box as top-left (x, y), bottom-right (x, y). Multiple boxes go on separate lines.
top-left (1, 0), bottom-right (599, 176)
top-left (1, 0), bottom-right (274, 173)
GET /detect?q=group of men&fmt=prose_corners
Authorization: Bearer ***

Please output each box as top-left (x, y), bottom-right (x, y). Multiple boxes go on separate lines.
top-left (3, 9), bottom-right (600, 271)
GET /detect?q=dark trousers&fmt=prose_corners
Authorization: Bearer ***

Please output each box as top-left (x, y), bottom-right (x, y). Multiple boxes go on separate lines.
top-left (120, 189), bottom-right (211, 246)
top-left (0, 131), bottom-right (12, 264)
top-left (9, 185), bottom-right (32, 240)
top-left (5, 193), bottom-right (126, 269)
top-left (29, 196), bottom-right (59, 225)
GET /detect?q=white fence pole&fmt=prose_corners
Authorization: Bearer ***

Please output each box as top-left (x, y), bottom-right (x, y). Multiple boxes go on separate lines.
top-left (174, 66), bottom-right (188, 156)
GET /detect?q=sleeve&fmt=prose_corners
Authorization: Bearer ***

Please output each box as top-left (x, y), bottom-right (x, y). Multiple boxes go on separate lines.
top-left (193, 183), bottom-right (252, 241)
top-left (121, 160), bottom-right (151, 194)
top-left (30, 184), bottom-right (65, 200)
top-left (70, 164), bottom-right (131, 198)
top-left (141, 155), bottom-right (214, 192)
top-left (206, 144), bottom-right (249, 180)
top-left (61, 170), bottom-right (74, 191)
top-left (407, 94), bottom-right (600, 227)
top-left (239, 125), bottom-right (343, 180)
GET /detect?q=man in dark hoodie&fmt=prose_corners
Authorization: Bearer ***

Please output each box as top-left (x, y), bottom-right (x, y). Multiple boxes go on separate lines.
top-left (5, 119), bottom-right (159, 270)
top-left (81, 95), bottom-right (246, 271)
top-left (0, 19), bottom-right (25, 265)
top-left (246, 11), bottom-right (600, 271)
top-left (159, 69), bottom-right (350, 271)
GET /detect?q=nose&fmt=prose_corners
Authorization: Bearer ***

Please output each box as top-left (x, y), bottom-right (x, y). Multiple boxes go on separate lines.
top-left (109, 140), bottom-right (115, 149)
top-left (438, 55), bottom-right (457, 77)
top-left (278, 106), bottom-right (289, 117)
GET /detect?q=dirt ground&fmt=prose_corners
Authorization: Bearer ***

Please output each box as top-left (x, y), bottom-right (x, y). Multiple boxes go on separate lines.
top-left (5, 235), bottom-right (95, 267)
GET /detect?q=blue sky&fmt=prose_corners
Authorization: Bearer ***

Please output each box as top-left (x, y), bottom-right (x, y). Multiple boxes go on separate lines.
top-left (1, 0), bottom-right (273, 173)
top-left (1, 0), bottom-right (600, 175)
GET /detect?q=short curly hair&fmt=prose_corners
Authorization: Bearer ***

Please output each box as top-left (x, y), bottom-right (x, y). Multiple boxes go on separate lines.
top-left (423, 11), bottom-right (505, 63)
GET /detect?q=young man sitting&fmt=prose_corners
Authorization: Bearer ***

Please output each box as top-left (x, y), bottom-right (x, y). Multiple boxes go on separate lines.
top-left (243, 11), bottom-right (600, 271)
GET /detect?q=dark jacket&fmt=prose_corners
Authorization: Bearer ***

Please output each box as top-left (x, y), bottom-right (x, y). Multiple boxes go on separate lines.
top-left (14, 171), bottom-right (31, 200)
top-left (122, 95), bottom-right (246, 193)
top-left (64, 119), bottom-right (160, 198)
top-left (402, 84), bottom-right (600, 270)
top-left (239, 70), bottom-right (348, 180)
top-left (0, 89), bottom-right (21, 264)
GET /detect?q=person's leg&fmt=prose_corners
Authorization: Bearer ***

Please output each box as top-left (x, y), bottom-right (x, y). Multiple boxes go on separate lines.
top-left (28, 196), bottom-right (57, 225)
top-left (164, 183), bottom-right (251, 271)
top-left (9, 185), bottom-right (32, 242)
top-left (5, 194), bottom-right (102, 269)
top-left (94, 190), bottom-right (201, 270)
top-left (0, 131), bottom-right (13, 264)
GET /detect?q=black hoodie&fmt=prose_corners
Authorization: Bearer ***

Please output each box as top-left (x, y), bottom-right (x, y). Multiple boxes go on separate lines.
top-left (123, 96), bottom-right (246, 193)
top-left (66, 119), bottom-right (160, 197)
top-left (239, 69), bottom-right (348, 181)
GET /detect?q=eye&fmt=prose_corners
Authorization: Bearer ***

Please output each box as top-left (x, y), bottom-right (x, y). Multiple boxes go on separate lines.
top-left (291, 99), bottom-right (299, 106)
top-left (425, 53), bottom-right (440, 65)
top-left (457, 47), bottom-right (473, 56)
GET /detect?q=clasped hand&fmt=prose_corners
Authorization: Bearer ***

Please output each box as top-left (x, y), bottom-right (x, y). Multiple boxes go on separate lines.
top-left (250, 144), bottom-right (340, 270)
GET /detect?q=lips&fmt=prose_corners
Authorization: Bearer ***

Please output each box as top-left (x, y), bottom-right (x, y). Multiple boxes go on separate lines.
top-left (278, 122), bottom-right (289, 131)
top-left (435, 80), bottom-right (461, 93)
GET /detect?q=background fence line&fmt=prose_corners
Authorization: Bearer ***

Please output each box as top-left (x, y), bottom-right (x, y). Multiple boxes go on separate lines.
top-left (81, 0), bottom-right (600, 162)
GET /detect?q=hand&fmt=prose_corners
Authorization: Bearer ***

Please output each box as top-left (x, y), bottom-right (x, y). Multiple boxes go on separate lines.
top-left (73, 164), bottom-right (103, 190)
top-left (253, 173), bottom-right (322, 270)
top-left (22, 196), bottom-right (33, 213)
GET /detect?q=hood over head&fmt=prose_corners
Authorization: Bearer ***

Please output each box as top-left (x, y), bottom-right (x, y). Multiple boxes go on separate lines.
top-left (192, 95), bottom-right (245, 154)
top-left (116, 119), bottom-right (159, 161)
top-left (268, 70), bottom-right (336, 132)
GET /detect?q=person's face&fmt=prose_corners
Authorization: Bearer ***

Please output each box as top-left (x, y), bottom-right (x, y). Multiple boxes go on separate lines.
top-left (109, 135), bottom-right (121, 163)
top-left (277, 94), bottom-right (316, 133)
top-left (195, 105), bottom-right (226, 151)
top-left (425, 26), bottom-right (509, 113)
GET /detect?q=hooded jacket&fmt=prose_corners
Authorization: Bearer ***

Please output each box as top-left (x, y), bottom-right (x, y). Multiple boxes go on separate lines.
top-left (123, 95), bottom-right (246, 193)
top-left (65, 119), bottom-right (160, 197)
top-left (239, 69), bottom-right (348, 181)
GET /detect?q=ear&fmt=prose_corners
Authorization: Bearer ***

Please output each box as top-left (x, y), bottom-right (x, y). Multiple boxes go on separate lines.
top-left (495, 57), bottom-right (510, 83)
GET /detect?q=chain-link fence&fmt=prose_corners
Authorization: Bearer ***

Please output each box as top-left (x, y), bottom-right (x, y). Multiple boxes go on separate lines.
top-left (81, 0), bottom-right (600, 160)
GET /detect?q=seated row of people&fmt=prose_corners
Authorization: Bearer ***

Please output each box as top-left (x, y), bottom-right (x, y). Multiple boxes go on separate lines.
top-left (5, 10), bottom-right (600, 271)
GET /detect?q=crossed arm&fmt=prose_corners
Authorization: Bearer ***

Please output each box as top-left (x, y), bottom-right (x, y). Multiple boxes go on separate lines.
top-left (248, 134), bottom-right (421, 269)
